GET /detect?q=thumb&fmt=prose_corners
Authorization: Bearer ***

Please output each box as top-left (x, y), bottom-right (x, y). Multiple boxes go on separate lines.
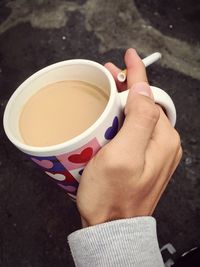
top-left (129, 82), bottom-right (153, 99)
top-left (112, 82), bottom-right (160, 156)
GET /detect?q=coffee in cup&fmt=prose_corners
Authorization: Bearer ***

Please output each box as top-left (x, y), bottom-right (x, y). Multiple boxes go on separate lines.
top-left (19, 80), bottom-right (109, 147)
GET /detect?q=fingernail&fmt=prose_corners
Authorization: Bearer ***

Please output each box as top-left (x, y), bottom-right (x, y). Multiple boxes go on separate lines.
top-left (131, 82), bottom-right (152, 97)
top-left (126, 48), bottom-right (137, 55)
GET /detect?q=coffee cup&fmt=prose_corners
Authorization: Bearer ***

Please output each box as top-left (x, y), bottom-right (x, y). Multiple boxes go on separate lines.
top-left (3, 59), bottom-right (176, 200)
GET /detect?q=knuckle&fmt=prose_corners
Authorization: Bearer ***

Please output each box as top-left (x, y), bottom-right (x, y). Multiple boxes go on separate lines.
top-left (98, 147), bottom-right (143, 177)
top-left (148, 104), bottom-right (160, 121)
top-left (126, 99), bottom-right (159, 120)
top-left (177, 146), bottom-right (183, 161)
top-left (136, 101), bottom-right (160, 123)
top-left (165, 129), bottom-right (182, 157)
top-left (131, 157), bottom-right (145, 174)
top-left (97, 147), bottom-right (118, 172)
top-left (171, 129), bottom-right (182, 150)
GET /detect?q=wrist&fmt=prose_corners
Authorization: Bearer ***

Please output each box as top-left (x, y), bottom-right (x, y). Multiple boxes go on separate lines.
top-left (80, 211), bottom-right (134, 228)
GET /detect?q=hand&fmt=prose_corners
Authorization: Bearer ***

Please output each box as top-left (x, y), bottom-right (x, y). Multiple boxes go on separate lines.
top-left (76, 48), bottom-right (182, 227)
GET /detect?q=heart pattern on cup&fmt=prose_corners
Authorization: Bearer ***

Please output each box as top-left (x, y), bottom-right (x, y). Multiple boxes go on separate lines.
top-left (105, 116), bottom-right (119, 140)
top-left (79, 169), bottom-right (84, 176)
top-left (45, 171), bottom-right (66, 181)
top-left (68, 147), bottom-right (93, 163)
top-left (31, 158), bottom-right (54, 169)
top-left (58, 184), bottom-right (77, 193)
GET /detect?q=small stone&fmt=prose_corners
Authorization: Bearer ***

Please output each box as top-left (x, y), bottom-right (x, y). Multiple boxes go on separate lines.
top-left (62, 35), bottom-right (66, 40)
top-left (1, 100), bottom-right (6, 107)
top-left (190, 138), bottom-right (197, 145)
top-left (185, 157), bottom-right (192, 165)
top-left (169, 24), bottom-right (173, 29)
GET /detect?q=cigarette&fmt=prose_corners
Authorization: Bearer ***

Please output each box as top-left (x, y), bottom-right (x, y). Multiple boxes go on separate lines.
top-left (117, 52), bottom-right (162, 82)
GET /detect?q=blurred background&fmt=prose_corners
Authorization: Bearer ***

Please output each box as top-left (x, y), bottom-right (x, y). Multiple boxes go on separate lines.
top-left (0, 0), bottom-right (200, 266)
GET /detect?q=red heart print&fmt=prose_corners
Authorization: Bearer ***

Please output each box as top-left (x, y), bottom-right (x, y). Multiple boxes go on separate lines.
top-left (68, 147), bottom-right (93, 163)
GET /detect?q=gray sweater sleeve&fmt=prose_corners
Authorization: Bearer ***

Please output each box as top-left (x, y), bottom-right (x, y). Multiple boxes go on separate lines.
top-left (68, 216), bottom-right (164, 267)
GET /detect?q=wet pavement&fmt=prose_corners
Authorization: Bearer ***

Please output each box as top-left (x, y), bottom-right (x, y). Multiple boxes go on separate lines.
top-left (0, 0), bottom-right (200, 266)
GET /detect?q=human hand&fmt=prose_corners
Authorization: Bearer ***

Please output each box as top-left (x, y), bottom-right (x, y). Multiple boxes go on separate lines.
top-left (76, 48), bottom-right (182, 227)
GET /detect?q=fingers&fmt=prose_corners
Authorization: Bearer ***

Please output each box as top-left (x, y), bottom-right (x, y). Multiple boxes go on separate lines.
top-left (104, 48), bottom-right (148, 91)
top-left (124, 48), bottom-right (148, 88)
top-left (141, 107), bottom-right (182, 213)
top-left (144, 107), bottom-right (181, 175)
top-left (110, 82), bottom-right (160, 156)
top-left (104, 62), bottom-right (127, 92)
top-left (148, 146), bottom-right (182, 215)
top-left (152, 107), bottom-right (179, 150)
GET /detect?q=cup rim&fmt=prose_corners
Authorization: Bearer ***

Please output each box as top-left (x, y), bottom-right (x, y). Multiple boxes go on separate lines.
top-left (3, 59), bottom-right (116, 155)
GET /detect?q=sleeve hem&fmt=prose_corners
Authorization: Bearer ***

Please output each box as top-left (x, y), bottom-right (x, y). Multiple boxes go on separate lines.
top-left (68, 216), bottom-right (164, 267)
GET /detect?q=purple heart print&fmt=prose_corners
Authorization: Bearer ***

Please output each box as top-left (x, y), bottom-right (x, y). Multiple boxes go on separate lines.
top-left (104, 116), bottom-right (119, 140)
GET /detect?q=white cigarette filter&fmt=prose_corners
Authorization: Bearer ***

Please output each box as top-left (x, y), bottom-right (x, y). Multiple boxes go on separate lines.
top-left (117, 52), bottom-right (162, 82)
